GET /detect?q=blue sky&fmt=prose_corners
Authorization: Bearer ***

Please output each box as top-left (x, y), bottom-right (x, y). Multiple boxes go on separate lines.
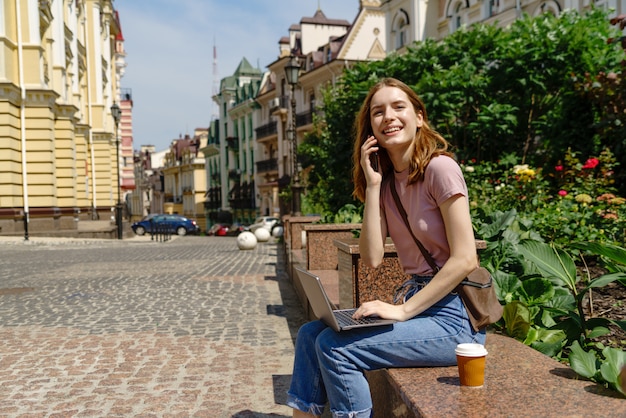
top-left (114, 0), bottom-right (360, 151)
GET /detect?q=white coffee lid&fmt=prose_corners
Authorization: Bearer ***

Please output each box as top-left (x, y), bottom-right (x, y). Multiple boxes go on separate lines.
top-left (455, 343), bottom-right (488, 357)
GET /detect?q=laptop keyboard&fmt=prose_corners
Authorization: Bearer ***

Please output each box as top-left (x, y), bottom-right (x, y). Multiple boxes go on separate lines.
top-left (334, 309), bottom-right (382, 327)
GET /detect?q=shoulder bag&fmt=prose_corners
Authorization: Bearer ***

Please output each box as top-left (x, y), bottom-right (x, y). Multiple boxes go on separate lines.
top-left (389, 178), bottom-right (503, 332)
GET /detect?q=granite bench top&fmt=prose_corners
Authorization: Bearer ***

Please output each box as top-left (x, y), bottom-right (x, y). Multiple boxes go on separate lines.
top-left (380, 332), bottom-right (625, 417)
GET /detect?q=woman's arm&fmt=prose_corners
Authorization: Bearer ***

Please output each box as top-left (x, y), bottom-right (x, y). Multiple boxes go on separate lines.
top-left (354, 193), bottom-right (477, 322)
top-left (358, 136), bottom-right (386, 268)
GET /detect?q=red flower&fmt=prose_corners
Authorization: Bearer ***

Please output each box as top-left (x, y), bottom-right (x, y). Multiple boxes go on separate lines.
top-left (558, 190), bottom-right (568, 196)
top-left (555, 165), bottom-right (563, 171)
top-left (582, 158), bottom-right (599, 169)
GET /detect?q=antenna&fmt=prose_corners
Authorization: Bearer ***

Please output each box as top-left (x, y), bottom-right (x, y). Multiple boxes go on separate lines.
top-left (211, 37), bottom-right (219, 121)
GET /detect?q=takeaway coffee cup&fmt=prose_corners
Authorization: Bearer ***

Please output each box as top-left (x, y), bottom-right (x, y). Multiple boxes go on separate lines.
top-left (455, 343), bottom-right (488, 387)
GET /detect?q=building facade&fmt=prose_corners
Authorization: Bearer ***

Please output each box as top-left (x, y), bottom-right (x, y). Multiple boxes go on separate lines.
top-left (205, 58), bottom-right (263, 228)
top-left (161, 129), bottom-right (208, 231)
top-left (0, 0), bottom-right (128, 236)
top-left (253, 2), bottom-right (385, 218)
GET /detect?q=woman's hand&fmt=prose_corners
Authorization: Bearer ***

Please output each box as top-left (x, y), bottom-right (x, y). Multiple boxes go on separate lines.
top-left (360, 136), bottom-right (382, 186)
top-left (353, 300), bottom-right (408, 322)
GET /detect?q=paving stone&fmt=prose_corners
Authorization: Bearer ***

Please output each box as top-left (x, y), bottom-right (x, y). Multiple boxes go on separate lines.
top-left (0, 236), bottom-right (306, 417)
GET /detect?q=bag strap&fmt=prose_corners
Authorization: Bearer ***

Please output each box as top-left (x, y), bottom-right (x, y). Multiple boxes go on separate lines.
top-left (389, 178), bottom-right (440, 274)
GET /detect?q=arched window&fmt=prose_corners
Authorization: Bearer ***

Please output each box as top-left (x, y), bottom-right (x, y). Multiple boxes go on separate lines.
top-left (485, 0), bottom-right (499, 18)
top-left (534, 0), bottom-right (561, 16)
top-left (453, 3), bottom-right (463, 31)
top-left (392, 9), bottom-right (410, 49)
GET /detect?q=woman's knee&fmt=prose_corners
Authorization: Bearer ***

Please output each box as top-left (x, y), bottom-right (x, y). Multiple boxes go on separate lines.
top-left (297, 320), bottom-right (327, 346)
top-left (313, 327), bottom-right (343, 360)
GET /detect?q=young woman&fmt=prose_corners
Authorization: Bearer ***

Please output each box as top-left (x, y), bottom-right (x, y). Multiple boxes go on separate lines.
top-left (287, 78), bottom-right (484, 418)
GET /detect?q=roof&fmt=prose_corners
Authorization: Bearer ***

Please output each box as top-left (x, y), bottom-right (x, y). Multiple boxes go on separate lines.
top-left (114, 10), bottom-right (124, 41)
top-left (233, 57), bottom-right (262, 77)
top-left (301, 9), bottom-right (351, 27)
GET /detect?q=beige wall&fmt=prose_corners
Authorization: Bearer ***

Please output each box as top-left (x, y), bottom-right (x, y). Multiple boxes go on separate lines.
top-left (0, 0), bottom-right (123, 234)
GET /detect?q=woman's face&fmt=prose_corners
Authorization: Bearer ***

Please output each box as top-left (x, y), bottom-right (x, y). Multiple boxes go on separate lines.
top-left (369, 86), bottom-right (423, 152)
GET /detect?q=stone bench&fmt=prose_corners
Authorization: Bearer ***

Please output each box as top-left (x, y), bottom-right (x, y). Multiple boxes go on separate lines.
top-left (284, 225), bottom-right (626, 416)
top-left (367, 332), bottom-right (626, 417)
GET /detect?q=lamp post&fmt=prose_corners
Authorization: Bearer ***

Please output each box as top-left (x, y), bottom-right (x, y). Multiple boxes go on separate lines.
top-left (111, 102), bottom-right (123, 240)
top-left (285, 54), bottom-right (302, 216)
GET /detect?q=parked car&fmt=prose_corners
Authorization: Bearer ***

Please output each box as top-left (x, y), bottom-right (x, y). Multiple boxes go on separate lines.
top-left (226, 223), bottom-right (249, 236)
top-left (207, 223), bottom-right (248, 236)
top-left (207, 223), bottom-right (229, 236)
top-left (249, 216), bottom-right (279, 233)
top-left (131, 214), bottom-right (199, 236)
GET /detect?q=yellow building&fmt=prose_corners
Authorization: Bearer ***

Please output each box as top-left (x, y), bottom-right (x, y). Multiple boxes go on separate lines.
top-left (0, 0), bottom-right (124, 236)
top-left (162, 129), bottom-right (208, 232)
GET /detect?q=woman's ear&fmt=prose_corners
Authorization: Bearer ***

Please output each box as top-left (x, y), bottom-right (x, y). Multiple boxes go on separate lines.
top-left (415, 111), bottom-right (424, 129)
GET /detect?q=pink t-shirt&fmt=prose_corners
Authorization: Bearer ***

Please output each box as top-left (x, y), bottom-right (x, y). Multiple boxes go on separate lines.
top-left (380, 155), bottom-right (468, 275)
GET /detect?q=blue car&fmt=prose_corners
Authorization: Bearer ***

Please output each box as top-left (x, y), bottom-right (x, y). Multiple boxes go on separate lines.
top-left (131, 214), bottom-right (199, 236)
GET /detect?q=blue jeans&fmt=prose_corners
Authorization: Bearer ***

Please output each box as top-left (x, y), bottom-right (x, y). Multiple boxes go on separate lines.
top-left (286, 286), bottom-right (485, 417)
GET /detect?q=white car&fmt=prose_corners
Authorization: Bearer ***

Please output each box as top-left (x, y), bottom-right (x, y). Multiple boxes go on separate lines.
top-left (249, 216), bottom-right (279, 233)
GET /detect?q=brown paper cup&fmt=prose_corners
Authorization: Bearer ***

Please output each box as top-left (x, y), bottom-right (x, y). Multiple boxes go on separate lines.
top-left (455, 343), bottom-right (488, 387)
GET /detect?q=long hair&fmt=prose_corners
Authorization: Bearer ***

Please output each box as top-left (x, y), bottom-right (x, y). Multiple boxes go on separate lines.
top-left (352, 78), bottom-right (452, 202)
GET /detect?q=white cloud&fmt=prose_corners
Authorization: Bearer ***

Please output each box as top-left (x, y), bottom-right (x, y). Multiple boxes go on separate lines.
top-left (115, 0), bottom-right (360, 150)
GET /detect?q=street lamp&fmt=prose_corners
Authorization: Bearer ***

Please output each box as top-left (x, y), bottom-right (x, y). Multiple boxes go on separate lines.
top-left (285, 54), bottom-right (302, 216)
top-left (111, 102), bottom-right (123, 240)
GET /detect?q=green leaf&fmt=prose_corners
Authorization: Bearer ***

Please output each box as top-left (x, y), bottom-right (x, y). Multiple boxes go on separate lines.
top-left (479, 209), bottom-right (517, 240)
top-left (537, 328), bottom-right (567, 344)
top-left (519, 277), bottom-right (554, 305)
top-left (524, 327), bottom-right (539, 345)
top-left (493, 271), bottom-right (521, 303)
top-left (600, 347), bottom-right (626, 395)
top-left (568, 340), bottom-right (599, 379)
top-left (503, 301), bottom-right (531, 340)
top-left (518, 240), bottom-right (578, 291)
top-left (587, 326), bottom-right (611, 339)
top-left (543, 289), bottom-right (576, 311)
top-left (609, 319), bottom-right (626, 333)
top-left (531, 339), bottom-right (564, 358)
top-left (572, 241), bottom-right (626, 265)
top-left (585, 273), bottom-right (626, 290)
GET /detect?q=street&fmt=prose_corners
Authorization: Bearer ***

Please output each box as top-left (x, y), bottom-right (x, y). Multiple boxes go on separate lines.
top-left (0, 236), bottom-right (306, 417)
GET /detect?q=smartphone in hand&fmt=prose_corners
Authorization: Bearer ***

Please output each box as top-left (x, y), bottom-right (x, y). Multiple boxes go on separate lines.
top-left (370, 152), bottom-right (379, 172)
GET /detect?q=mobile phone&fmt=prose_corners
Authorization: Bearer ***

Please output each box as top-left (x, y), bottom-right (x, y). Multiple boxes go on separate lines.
top-left (370, 152), bottom-right (379, 172)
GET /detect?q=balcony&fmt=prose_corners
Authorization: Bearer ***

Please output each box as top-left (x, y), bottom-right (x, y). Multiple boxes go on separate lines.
top-left (255, 121), bottom-right (278, 140)
top-left (296, 108), bottom-right (323, 127)
top-left (226, 136), bottom-right (239, 151)
top-left (229, 169), bottom-right (242, 180)
top-left (256, 158), bottom-right (278, 174)
top-left (270, 95), bottom-right (289, 112)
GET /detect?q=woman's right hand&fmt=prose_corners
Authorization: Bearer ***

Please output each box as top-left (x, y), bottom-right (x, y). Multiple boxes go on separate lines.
top-left (361, 136), bottom-right (382, 186)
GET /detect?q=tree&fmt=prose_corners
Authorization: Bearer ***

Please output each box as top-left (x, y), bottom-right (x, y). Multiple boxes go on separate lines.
top-left (300, 9), bottom-right (626, 214)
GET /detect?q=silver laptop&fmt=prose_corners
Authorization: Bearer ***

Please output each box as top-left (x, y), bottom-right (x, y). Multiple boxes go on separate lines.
top-left (295, 267), bottom-right (396, 332)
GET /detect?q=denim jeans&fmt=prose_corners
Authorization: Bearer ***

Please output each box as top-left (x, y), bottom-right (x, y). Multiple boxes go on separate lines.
top-left (286, 285), bottom-right (486, 418)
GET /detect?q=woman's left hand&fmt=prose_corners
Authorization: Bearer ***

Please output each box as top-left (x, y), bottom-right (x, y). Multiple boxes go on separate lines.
top-left (353, 300), bottom-right (408, 322)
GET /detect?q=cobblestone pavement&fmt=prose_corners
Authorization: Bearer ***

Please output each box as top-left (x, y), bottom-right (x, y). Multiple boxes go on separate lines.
top-left (0, 235), bottom-right (307, 417)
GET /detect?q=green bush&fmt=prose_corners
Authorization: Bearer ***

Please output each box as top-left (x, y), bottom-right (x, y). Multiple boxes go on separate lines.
top-left (465, 149), bottom-right (625, 248)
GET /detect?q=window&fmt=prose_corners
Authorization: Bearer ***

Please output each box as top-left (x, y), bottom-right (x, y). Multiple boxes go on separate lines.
top-left (392, 9), bottom-right (410, 49)
top-left (450, 2), bottom-right (463, 32)
top-left (486, 0), bottom-right (499, 17)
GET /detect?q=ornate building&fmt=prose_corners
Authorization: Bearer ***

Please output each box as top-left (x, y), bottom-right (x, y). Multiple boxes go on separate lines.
top-left (254, 2), bottom-right (385, 218)
top-left (162, 130), bottom-right (208, 231)
top-left (204, 58), bottom-right (263, 227)
top-left (0, 0), bottom-right (128, 236)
